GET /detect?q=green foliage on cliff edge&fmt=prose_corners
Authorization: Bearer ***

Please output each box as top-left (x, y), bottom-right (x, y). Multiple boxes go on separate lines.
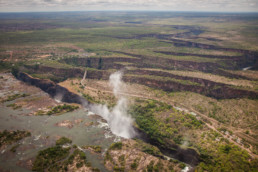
top-left (130, 99), bottom-right (202, 146)
top-left (197, 143), bottom-right (258, 171)
top-left (130, 99), bottom-right (258, 171)
top-left (135, 139), bottom-right (163, 157)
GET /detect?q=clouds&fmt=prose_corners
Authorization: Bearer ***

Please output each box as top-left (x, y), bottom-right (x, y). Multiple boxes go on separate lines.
top-left (0, 0), bottom-right (257, 12)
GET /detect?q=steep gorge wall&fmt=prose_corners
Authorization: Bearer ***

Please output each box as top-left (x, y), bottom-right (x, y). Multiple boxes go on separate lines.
top-left (24, 65), bottom-right (111, 80)
top-left (60, 57), bottom-right (138, 70)
top-left (134, 127), bottom-right (200, 166)
top-left (22, 65), bottom-right (258, 99)
top-left (110, 51), bottom-right (220, 72)
top-left (123, 75), bottom-right (258, 99)
top-left (15, 71), bottom-right (88, 105)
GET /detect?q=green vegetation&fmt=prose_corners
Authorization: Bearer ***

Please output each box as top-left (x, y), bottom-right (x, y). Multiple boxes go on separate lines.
top-left (0, 130), bottom-right (31, 147)
top-left (32, 136), bottom-right (100, 171)
top-left (56, 137), bottom-right (72, 146)
top-left (135, 139), bottom-right (162, 157)
top-left (6, 103), bottom-right (22, 110)
top-left (128, 74), bottom-right (201, 86)
top-left (104, 150), bottom-right (113, 163)
top-left (82, 93), bottom-right (99, 104)
top-left (179, 162), bottom-right (186, 169)
top-left (30, 73), bottom-right (68, 83)
top-left (0, 61), bottom-right (12, 72)
top-left (130, 100), bottom-right (202, 145)
top-left (130, 99), bottom-right (258, 171)
top-left (109, 142), bottom-right (123, 150)
top-left (113, 165), bottom-right (125, 172)
top-left (118, 154), bottom-right (125, 166)
top-left (2, 93), bottom-right (29, 102)
top-left (104, 142), bottom-right (124, 167)
top-left (82, 145), bottom-right (102, 153)
top-left (130, 158), bottom-right (140, 170)
top-left (146, 160), bottom-right (164, 172)
top-left (197, 143), bottom-right (258, 171)
top-left (194, 130), bottom-right (258, 171)
top-left (35, 104), bottom-right (79, 116)
top-left (32, 145), bottom-right (71, 171)
top-left (10, 144), bottom-right (20, 152)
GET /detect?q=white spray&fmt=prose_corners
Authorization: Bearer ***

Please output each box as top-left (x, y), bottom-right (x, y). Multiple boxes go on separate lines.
top-left (90, 71), bottom-right (136, 139)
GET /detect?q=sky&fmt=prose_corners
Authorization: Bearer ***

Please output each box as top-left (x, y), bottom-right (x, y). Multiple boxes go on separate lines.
top-left (0, 0), bottom-right (258, 12)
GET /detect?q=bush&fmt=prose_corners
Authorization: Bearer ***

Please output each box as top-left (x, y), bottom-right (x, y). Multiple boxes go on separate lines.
top-left (130, 158), bottom-right (140, 170)
top-left (109, 142), bottom-right (123, 150)
top-left (35, 104), bottom-right (79, 116)
top-left (82, 145), bottom-right (102, 153)
top-left (76, 162), bottom-right (83, 168)
top-left (3, 93), bottom-right (30, 102)
top-left (147, 160), bottom-right (155, 172)
top-left (56, 137), bottom-right (72, 146)
top-left (0, 130), bottom-right (31, 147)
top-left (92, 167), bottom-right (100, 172)
top-left (10, 144), bottom-right (20, 152)
top-left (118, 155), bottom-right (125, 166)
top-left (113, 166), bottom-right (125, 172)
top-left (179, 163), bottom-right (186, 169)
top-left (142, 145), bottom-right (162, 157)
top-left (32, 146), bottom-right (70, 171)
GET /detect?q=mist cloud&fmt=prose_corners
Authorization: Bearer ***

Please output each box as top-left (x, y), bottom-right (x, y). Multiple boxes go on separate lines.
top-left (89, 71), bottom-right (136, 139)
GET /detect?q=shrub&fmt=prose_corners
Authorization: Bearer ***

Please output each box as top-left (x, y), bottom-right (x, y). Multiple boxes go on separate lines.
top-left (32, 146), bottom-right (70, 171)
top-left (56, 137), bottom-right (72, 146)
top-left (130, 158), bottom-right (140, 170)
top-left (109, 142), bottom-right (123, 150)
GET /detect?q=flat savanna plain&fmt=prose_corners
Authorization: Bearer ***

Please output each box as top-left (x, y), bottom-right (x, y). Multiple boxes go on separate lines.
top-left (0, 12), bottom-right (258, 171)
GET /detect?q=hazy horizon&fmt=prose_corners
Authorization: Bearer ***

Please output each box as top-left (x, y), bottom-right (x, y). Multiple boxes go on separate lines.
top-left (1, 10), bottom-right (258, 14)
top-left (0, 0), bottom-right (257, 13)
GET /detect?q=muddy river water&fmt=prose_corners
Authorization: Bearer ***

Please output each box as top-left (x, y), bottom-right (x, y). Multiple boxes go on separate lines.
top-left (0, 105), bottom-right (117, 172)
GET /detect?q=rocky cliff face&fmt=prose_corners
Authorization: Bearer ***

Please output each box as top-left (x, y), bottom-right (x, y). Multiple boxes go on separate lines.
top-left (22, 65), bottom-right (258, 99)
top-left (108, 51), bottom-right (221, 72)
top-left (126, 69), bottom-right (258, 99)
top-left (24, 65), bottom-right (111, 80)
top-left (60, 57), bottom-right (137, 70)
top-left (134, 127), bottom-right (200, 166)
top-left (16, 72), bottom-right (89, 105)
top-left (123, 75), bottom-right (258, 99)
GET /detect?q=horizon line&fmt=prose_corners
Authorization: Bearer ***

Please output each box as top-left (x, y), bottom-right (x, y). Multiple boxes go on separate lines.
top-left (0, 10), bottom-right (258, 14)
